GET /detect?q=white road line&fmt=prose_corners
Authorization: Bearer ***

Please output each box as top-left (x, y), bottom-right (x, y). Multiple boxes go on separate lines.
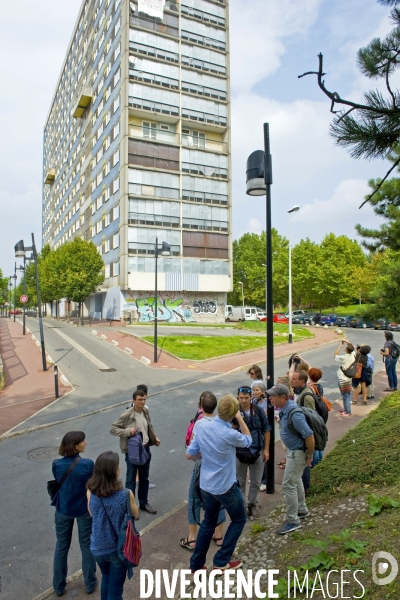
top-left (49, 327), bottom-right (111, 370)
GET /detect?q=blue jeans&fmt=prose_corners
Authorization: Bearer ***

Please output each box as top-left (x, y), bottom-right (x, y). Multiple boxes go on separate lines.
top-left (53, 511), bottom-right (97, 595)
top-left (338, 382), bottom-right (352, 414)
top-left (125, 450), bottom-right (151, 507)
top-left (385, 357), bottom-right (398, 389)
top-left (190, 483), bottom-right (247, 571)
top-left (188, 463), bottom-right (226, 525)
top-left (93, 551), bottom-right (127, 600)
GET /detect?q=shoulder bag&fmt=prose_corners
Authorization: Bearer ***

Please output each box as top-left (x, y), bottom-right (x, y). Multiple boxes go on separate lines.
top-left (47, 456), bottom-right (81, 501)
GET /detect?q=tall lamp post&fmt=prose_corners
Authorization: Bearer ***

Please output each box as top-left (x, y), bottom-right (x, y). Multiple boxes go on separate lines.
top-left (238, 281), bottom-right (245, 320)
top-left (11, 266), bottom-right (17, 322)
top-left (153, 238), bottom-right (171, 363)
top-left (18, 259), bottom-right (28, 335)
top-left (15, 234), bottom-right (47, 371)
top-left (246, 122), bottom-right (274, 494)
top-left (287, 205), bottom-right (300, 343)
top-left (8, 278), bottom-right (12, 319)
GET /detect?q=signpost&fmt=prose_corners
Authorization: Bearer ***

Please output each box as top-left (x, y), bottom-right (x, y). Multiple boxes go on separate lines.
top-left (20, 295), bottom-right (28, 303)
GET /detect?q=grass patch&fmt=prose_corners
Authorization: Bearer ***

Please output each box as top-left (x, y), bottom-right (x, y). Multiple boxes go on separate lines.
top-left (0, 373), bottom-right (5, 391)
top-left (130, 322), bottom-right (233, 328)
top-left (250, 523), bottom-right (266, 535)
top-left (307, 393), bottom-right (400, 505)
top-left (235, 321), bottom-right (315, 338)
top-left (143, 335), bottom-right (268, 360)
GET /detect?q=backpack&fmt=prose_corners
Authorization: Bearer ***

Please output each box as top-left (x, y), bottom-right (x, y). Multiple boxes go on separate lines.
top-left (389, 341), bottom-right (400, 359)
top-left (127, 433), bottom-right (149, 466)
top-left (235, 403), bottom-right (264, 463)
top-left (288, 406), bottom-right (328, 451)
top-left (309, 383), bottom-right (332, 412)
top-left (101, 489), bottom-right (142, 579)
top-left (185, 408), bottom-right (203, 447)
top-left (298, 391), bottom-right (329, 423)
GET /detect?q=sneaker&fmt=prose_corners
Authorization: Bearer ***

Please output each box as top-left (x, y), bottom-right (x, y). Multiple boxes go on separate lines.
top-left (276, 522), bottom-right (301, 535)
top-left (212, 560), bottom-right (242, 572)
top-left (342, 412), bottom-right (351, 416)
top-left (191, 566), bottom-right (207, 574)
top-left (149, 483), bottom-right (156, 489)
top-left (247, 504), bottom-right (260, 519)
top-left (259, 484), bottom-right (266, 492)
top-left (298, 511), bottom-right (310, 519)
top-left (367, 396), bottom-right (374, 399)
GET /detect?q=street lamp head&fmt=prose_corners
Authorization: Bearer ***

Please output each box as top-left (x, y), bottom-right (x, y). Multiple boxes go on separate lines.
top-left (287, 205), bottom-right (300, 214)
top-left (238, 281), bottom-right (243, 285)
top-left (246, 150), bottom-right (267, 196)
top-left (15, 240), bottom-right (25, 258)
top-left (161, 241), bottom-right (171, 256)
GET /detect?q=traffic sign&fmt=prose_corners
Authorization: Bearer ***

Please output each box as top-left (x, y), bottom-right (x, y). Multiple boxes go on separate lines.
top-left (20, 295), bottom-right (28, 303)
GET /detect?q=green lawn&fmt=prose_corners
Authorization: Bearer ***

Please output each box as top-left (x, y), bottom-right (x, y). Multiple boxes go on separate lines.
top-left (235, 321), bottom-right (314, 338)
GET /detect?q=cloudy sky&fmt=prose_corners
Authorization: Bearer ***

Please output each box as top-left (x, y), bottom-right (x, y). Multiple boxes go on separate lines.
top-left (0, 0), bottom-right (392, 278)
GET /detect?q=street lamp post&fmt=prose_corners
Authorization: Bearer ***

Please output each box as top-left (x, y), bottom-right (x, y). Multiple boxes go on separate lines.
top-left (8, 278), bottom-right (12, 319)
top-left (18, 259), bottom-right (27, 335)
top-left (238, 281), bottom-right (245, 320)
top-left (246, 122), bottom-right (275, 494)
top-left (153, 238), bottom-right (171, 363)
top-left (15, 234), bottom-right (47, 371)
top-left (287, 206), bottom-right (300, 344)
top-left (12, 263), bottom-right (17, 323)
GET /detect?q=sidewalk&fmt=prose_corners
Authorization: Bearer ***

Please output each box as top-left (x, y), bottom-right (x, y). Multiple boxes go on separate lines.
top-left (90, 325), bottom-right (339, 373)
top-left (34, 368), bottom-right (392, 600)
top-left (0, 318), bottom-right (71, 435)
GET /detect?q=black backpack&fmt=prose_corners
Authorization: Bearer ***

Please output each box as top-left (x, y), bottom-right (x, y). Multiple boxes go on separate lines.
top-left (288, 406), bottom-right (328, 451)
top-left (389, 341), bottom-right (400, 359)
top-left (298, 391), bottom-right (329, 423)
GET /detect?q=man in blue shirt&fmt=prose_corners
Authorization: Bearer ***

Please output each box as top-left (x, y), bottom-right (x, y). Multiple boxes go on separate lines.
top-left (266, 384), bottom-right (315, 535)
top-left (186, 394), bottom-right (252, 573)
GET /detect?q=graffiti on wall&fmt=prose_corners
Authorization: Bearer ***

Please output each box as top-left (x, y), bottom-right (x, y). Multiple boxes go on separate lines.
top-left (123, 291), bottom-right (220, 322)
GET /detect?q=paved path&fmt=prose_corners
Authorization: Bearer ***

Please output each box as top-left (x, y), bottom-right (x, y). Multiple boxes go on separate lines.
top-left (0, 319), bottom-right (70, 434)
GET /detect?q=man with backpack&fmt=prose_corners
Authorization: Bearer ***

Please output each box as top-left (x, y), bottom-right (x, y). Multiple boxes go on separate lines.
top-left (291, 371), bottom-right (316, 410)
top-left (234, 386), bottom-right (271, 520)
top-left (266, 384), bottom-right (316, 535)
top-left (381, 331), bottom-right (399, 391)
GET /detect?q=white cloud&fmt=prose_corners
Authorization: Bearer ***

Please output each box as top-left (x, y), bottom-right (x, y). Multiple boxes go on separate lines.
top-left (247, 218), bottom-right (263, 234)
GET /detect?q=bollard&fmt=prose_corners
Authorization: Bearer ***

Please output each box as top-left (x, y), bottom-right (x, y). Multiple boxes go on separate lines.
top-left (54, 365), bottom-right (59, 398)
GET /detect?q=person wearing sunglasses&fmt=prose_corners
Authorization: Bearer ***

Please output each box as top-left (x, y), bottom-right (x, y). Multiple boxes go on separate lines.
top-left (247, 365), bottom-right (264, 389)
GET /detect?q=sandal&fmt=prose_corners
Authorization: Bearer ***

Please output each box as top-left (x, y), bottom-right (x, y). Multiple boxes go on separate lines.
top-left (362, 401), bottom-right (367, 405)
top-left (180, 538), bottom-right (196, 551)
top-left (212, 535), bottom-right (223, 547)
top-left (352, 401), bottom-right (357, 405)
top-left (278, 463), bottom-right (285, 469)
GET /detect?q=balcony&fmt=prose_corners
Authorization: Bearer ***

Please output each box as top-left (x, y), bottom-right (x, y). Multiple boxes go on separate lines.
top-left (129, 184), bottom-right (180, 199)
top-left (130, 12), bottom-right (179, 38)
top-left (72, 86), bottom-right (92, 118)
top-left (182, 134), bottom-right (227, 153)
top-left (182, 217), bottom-right (228, 232)
top-left (129, 96), bottom-right (179, 116)
top-left (129, 68), bottom-right (179, 90)
top-left (44, 168), bottom-right (56, 185)
top-left (129, 152), bottom-right (180, 171)
top-left (129, 123), bottom-right (180, 144)
top-left (181, 54), bottom-right (226, 76)
top-left (181, 29), bottom-right (225, 51)
top-left (128, 212), bottom-right (180, 227)
top-left (181, 107), bottom-right (227, 126)
top-left (128, 242), bottom-right (180, 255)
top-left (181, 79), bottom-right (227, 101)
top-left (182, 162), bottom-right (228, 178)
top-left (182, 189), bottom-right (228, 205)
top-left (181, 3), bottom-right (225, 27)
top-left (129, 40), bottom-right (179, 63)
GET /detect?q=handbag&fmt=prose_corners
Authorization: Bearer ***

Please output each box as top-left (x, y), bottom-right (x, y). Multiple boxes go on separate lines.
top-left (354, 362), bottom-right (363, 379)
top-left (47, 456), bottom-right (81, 501)
top-left (309, 383), bottom-right (332, 411)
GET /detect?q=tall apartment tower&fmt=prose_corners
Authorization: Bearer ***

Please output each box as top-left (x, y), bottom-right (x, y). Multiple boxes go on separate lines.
top-left (42, 0), bottom-right (231, 323)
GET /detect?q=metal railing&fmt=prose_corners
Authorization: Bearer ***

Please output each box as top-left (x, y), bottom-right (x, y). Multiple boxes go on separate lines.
top-left (181, 107), bottom-right (227, 126)
top-left (182, 135), bottom-right (227, 153)
top-left (128, 184), bottom-right (180, 199)
top-left (130, 69), bottom-right (179, 90)
top-left (181, 79), bottom-right (227, 100)
top-left (182, 162), bottom-right (228, 178)
top-left (129, 123), bottom-right (180, 144)
top-left (182, 217), bottom-right (228, 231)
top-left (129, 96), bottom-right (179, 116)
top-left (129, 212), bottom-right (180, 227)
top-left (181, 54), bottom-right (226, 75)
top-left (128, 242), bottom-right (180, 255)
top-left (181, 3), bottom-right (225, 27)
top-left (130, 14), bottom-right (179, 38)
top-left (182, 189), bottom-right (228, 204)
top-left (181, 29), bottom-right (225, 51)
top-left (129, 41), bottom-right (179, 63)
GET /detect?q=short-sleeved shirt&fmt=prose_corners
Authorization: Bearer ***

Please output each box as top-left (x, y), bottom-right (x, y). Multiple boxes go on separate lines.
top-left (384, 341), bottom-right (396, 361)
top-left (187, 416), bottom-right (252, 495)
top-left (279, 399), bottom-right (314, 451)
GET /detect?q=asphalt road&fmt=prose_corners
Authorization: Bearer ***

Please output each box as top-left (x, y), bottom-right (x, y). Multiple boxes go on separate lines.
top-left (0, 322), bottom-right (389, 600)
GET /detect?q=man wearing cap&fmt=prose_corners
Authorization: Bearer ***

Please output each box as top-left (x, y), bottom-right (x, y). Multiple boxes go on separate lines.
top-left (267, 384), bottom-right (315, 535)
top-left (234, 386), bottom-right (271, 519)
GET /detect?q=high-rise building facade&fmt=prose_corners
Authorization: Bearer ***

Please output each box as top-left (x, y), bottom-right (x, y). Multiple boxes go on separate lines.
top-left (42, 0), bottom-right (231, 323)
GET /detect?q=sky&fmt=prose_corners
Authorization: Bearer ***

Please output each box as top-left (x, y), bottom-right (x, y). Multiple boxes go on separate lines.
top-left (0, 0), bottom-right (393, 278)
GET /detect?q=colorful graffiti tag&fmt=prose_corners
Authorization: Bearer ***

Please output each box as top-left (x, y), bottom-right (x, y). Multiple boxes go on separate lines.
top-left (123, 292), bottom-right (220, 322)
top-left (193, 300), bottom-right (218, 315)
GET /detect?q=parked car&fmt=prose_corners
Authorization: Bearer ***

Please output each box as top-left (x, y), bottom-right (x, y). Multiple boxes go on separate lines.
top-left (389, 322), bottom-right (400, 331)
top-left (320, 314), bottom-right (338, 326)
top-left (372, 318), bottom-right (391, 330)
top-left (336, 315), bottom-right (354, 327)
top-left (273, 313), bottom-right (289, 324)
top-left (303, 313), bottom-right (322, 325)
top-left (10, 309), bottom-right (22, 315)
top-left (348, 317), bottom-right (372, 328)
top-left (285, 309), bottom-right (308, 318)
top-left (257, 311), bottom-right (266, 321)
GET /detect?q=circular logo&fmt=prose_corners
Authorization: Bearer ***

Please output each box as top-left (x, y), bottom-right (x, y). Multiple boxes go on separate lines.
top-left (372, 551), bottom-right (398, 585)
top-left (20, 295), bottom-right (28, 303)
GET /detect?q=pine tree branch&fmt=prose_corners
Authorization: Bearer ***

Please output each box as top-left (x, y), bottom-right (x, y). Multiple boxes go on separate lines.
top-left (359, 155), bottom-right (400, 208)
top-left (336, 107), bottom-right (356, 124)
top-left (298, 53), bottom-right (400, 115)
top-left (386, 60), bottom-right (397, 108)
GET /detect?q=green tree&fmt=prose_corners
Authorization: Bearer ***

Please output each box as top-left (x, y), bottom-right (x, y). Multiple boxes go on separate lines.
top-left (0, 269), bottom-right (10, 313)
top-left (291, 239), bottom-right (323, 308)
top-left (300, 0), bottom-right (400, 206)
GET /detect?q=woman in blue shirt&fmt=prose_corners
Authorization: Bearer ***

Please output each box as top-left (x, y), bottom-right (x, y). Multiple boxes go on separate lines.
top-left (51, 431), bottom-right (97, 597)
top-left (87, 451), bottom-right (138, 600)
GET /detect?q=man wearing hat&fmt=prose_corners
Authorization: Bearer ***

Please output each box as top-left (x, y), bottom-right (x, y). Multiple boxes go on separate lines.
top-left (266, 384), bottom-right (315, 535)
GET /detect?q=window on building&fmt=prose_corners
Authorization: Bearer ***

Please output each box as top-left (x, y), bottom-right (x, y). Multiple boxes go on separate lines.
top-left (112, 177), bottom-right (120, 194)
top-left (105, 264), bottom-right (111, 278)
top-left (113, 96), bottom-right (120, 113)
top-left (113, 150), bottom-right (120, 166)
top-left (96, 220), bottom-right (103, 234)
top-left (113, 261), bottom-right (119, 275)
top-left (113, 233), bottom-right (119, 248)
top-left (113, 205), bottom-right (120, 220)
top-left (104, 239), bottom-right (110, 252)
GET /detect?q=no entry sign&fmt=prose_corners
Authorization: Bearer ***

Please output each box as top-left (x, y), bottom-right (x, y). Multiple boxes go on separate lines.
top-left (20, 295), bottom-right (28, 303)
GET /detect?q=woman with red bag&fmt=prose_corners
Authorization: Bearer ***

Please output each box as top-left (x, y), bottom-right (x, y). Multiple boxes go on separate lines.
top-left (352, 345), bottom-right (371, 405)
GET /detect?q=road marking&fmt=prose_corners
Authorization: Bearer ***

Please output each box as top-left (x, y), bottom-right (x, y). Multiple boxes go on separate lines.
top-left (49, 327), bottom-right (111, 370)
